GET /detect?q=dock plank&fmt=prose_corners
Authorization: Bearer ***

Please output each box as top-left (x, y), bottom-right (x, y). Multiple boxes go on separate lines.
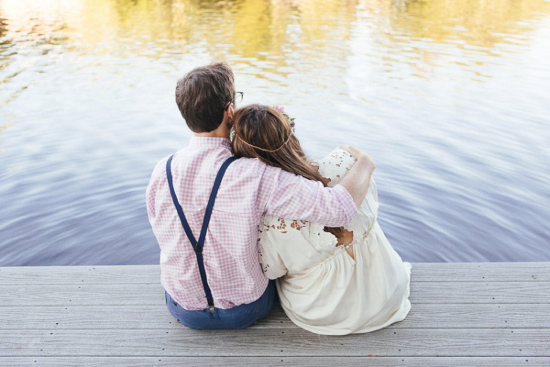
top-left (1, 328), bottom-right (549, 357)
top-left (1, 281), bottom-right (549, 306)
top-left (0, 262), bottom-right (548, 284)
top-left (0, 304), bottom-right (549, 330)
top-left (1, 357), bottom-right (549, 367)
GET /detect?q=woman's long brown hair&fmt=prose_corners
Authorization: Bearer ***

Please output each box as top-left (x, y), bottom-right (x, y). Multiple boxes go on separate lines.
top-left (231, 104), bottom-right (344, 239)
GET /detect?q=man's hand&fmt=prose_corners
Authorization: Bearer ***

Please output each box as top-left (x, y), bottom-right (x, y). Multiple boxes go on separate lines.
top-left (338, 146), bottom-right (376, 208)
top-left (339, 145), bottom-right (376, 171)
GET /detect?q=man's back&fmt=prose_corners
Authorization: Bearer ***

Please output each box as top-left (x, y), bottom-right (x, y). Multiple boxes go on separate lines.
top-left (146, 136), bottom-right (356, 310)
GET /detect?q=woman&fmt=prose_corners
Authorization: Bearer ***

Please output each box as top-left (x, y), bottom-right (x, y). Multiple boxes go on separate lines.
top-left (231, 104), bottom-right (411, 335)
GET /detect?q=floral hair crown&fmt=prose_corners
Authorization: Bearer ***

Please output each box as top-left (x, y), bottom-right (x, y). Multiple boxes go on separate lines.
top-left (232, 106), bottom-right (296, 153)
top-left (274, 106), bottom-right (296, 133)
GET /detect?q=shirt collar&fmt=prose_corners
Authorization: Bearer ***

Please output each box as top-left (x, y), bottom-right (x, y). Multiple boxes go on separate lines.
top-left (188, 136), bottom-right (231, 150)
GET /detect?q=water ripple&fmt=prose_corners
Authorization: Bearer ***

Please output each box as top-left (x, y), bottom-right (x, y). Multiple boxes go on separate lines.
top-left (0, 0), bottom-right (549, 265)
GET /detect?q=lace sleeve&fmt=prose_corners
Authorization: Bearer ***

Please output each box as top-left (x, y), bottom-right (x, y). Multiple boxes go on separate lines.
top-left (258, 215), bottom-right (339, 277)
top-left (312, 148), bottom-right (357, 187)
top-left (257, 216), bottom-right (288, 279)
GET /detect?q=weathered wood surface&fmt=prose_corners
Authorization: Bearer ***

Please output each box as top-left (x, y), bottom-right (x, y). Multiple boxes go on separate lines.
top-left (0, 263), bottom-right (549, 366)
top-left (2, 304), bottom-right (549, 329)
top-left (1, 281), bottom-right (548, 306)
top-left (1, 357), bottom-right (549, 367)
top-left (1, 328), bottom-right (548, 356)
top-left (1, 262), bottom-right (548, 283)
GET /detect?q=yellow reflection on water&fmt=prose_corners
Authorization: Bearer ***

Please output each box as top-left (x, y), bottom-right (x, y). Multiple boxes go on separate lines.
top-left (0, 0), bottom-right (549, 66)
top-left (376, 0), bottom-right (550, 48)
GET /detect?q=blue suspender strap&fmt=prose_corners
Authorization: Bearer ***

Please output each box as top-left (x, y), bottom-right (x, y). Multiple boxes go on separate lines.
top-left (166, 155), bottom-right (237, 312)
top-left (166, 155), bottom-right (198, 249)
top-left (197, 156), bottom-right (237, 250)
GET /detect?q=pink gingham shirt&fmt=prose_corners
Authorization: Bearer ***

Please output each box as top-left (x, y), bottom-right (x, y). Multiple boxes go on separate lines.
top-left (146, 137), bottom-right (356, 310)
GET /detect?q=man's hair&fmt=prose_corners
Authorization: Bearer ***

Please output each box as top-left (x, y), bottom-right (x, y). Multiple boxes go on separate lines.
top-left (175, 62), bottom-right (235, 133)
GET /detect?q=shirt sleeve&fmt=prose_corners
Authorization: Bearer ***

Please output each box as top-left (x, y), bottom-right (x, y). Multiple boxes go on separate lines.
top-left (145, 157), bottom-right (169, 222)
top-left (260, 165), bottom-right (357, 227)
top-left (314, 149), bottom-right (378, 232)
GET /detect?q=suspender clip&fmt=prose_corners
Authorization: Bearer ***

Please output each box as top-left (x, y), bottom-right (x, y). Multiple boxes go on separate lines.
top-left (208, 299), bottom-right (215, 313)
top-left (193, 243), bottom-right (203, 253)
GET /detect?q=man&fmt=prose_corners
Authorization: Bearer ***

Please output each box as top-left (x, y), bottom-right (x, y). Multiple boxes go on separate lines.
top-left (146, 62), bottom-right (375, 329)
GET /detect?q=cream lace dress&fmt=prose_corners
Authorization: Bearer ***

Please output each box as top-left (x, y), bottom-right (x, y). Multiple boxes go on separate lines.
top-left (258, 149), bottom-right (411, 335)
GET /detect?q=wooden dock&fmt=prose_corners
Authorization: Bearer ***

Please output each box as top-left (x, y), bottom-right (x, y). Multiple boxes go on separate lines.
top-left (0, 262), bottom-right (549, 366)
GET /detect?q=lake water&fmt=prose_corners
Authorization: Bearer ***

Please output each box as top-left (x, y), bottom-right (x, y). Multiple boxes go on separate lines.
top-left (1, 0), bottom-right (549, 266)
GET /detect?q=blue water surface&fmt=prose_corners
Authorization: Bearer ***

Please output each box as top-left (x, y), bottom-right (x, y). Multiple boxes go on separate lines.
top-left (0, 0), bottom-right (549, 265)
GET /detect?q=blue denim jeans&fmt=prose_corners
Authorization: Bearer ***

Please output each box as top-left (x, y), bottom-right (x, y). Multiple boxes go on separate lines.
top-left (165, 281), bottom-right (276, 330)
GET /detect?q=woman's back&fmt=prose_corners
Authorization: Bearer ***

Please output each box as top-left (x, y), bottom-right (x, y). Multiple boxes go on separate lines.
top-left (258, 149), bottom-right (412, 335)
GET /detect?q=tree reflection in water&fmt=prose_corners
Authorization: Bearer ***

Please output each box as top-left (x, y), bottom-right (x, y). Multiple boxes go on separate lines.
top-left (1, 0), bottom-right (548, 66)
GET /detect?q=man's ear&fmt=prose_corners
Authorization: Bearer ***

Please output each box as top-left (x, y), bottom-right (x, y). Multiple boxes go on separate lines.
top-left (228, 104), bottom-right (235, 121)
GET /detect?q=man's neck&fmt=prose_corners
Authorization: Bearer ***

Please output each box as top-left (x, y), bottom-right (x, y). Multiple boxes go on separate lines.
top-left (194, 130), bottom-right (229, 138)
top-left (194, 119), bottom-right (231, 139)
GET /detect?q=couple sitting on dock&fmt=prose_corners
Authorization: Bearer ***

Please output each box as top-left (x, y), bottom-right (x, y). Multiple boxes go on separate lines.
top-left (146, 62), bottom-right (411, 335)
